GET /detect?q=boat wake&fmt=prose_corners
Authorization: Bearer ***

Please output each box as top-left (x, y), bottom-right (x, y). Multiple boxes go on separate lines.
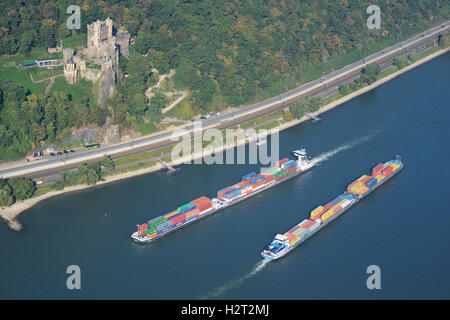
top-left (311, 134), bottom-right (375, 165)
top-left (200, 259), bottom-right (269, 299)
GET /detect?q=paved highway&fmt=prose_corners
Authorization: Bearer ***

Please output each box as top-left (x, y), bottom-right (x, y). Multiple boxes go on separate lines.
top-left (1, 21), bottom-right (448, 179)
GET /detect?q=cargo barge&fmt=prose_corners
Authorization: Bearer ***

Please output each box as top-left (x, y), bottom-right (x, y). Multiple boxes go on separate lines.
top-left (261, 156), bottom-right (403, 260)
top-left (131, 149), bottom-right (315, 243)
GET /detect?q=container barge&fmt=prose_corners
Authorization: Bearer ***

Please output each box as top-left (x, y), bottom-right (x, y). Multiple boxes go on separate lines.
top-left (131, 149), bottom-right (315, 243)
top-left (261, 156), bottom-right (403, 260)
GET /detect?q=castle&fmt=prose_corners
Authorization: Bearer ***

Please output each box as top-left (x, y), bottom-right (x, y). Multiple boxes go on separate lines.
top-left (63, 18), bottom-right (130, 105)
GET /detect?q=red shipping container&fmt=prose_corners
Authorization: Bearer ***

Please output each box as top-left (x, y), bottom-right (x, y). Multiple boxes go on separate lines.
top-left (302, 220), bottom-right (315, 229)
top-left (236, 180), bottom-right (250, 188)
top-left (323, 202), bottom-right (334, 212)
top-left (275, 158), bottom-right (289, 167)
top-left (197, 202), bottom-right (212, 212)
top-left (138, 223), bottom-right (148, 233)
top-left (286, 167), bottom-right (297, 173)
top-left (192, 196), bottom-right (210, 205)
top-left (372, 163), bottom-right (384, 176)
top-left (264, 175), bottom-right (275, 182)
top-left (170, 213), bottom-right (186, 225)
top-left (289, 226), bottom-right (300, 233)
top-left (382, 166), bottom-right (393, 176)
top-left (287, 233), bottom-right (296, 240)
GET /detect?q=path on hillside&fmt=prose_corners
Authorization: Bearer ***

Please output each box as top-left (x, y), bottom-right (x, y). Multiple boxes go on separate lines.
top-left (29, 73), bottom-right (63, 94)
top-left (145, 69), bottom-right (188, 114)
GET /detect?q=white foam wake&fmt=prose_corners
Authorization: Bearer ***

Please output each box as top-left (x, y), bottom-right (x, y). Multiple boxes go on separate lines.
top-left (311, 134), bottom-right (375, 165)
top-left (200, 259), bottom-right (270, 299)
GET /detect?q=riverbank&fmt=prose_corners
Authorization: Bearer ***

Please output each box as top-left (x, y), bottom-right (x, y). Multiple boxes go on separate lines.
top-left (1, 47), bottom-right (448, 231)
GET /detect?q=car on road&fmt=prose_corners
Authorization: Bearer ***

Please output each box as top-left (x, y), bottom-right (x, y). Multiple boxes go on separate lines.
top-left (70, 150), bottom-right (75, 153)
top-left (50, 153), bottom-right (55, 156)
top-left (56, 152), bottom-right (63, 156)
top-left (63, 150), bottom-right (68, 154)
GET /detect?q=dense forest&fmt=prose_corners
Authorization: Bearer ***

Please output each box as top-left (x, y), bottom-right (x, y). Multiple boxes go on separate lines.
top-left (0, 0), bottom-right (449, 160)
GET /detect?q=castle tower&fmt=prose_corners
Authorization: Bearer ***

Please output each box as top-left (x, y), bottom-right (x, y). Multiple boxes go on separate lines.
top-left (63, 48), bottom-right (78, 84)
top-left (115, 30), bottom-right (130, 58)
top-left (64, 57), bottom-right (78, 84)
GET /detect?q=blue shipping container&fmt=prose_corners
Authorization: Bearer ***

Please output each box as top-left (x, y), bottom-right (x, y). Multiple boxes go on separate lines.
top-left (366, 178), bottom-right (377, 188)
top-left (302, 230), bottom-right (311, 238)
top-left (242, 172), bottom-right (256, 181)
top-left (340, 195), bottom-right (353, 201)
top-left (179, 204), bottom-right (196, 214)
top-left (250, 175), bottom-right (265, 184)
top-left (223, 188), bottom-right (241, 199)
top-left (217, 186), bottom-right (233, 197)
top-left (283, 160), bottom-right (296, 169)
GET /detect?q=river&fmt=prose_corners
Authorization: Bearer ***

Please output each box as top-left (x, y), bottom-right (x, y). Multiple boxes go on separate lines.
top-left (0, 53), bottom-right (449, 299)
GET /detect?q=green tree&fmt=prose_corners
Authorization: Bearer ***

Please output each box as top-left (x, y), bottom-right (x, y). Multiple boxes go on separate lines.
top-left (18, 32), bottom-right (34, 54)
top-left (289, 100), bottom-right (308, 119)
top-left (393, 58), bottom-right (405, 69)
top-left (362, 63), bottom-right (381, 85)
top-left (339, 84), bottom-right (351, 95)
top-left (130, 93), bottom-right (148, 115)
top-left (134, 31), bottom-right (151, 54)
top-left (0, 188), bottom-right (14, 206)
top-left (101, 155), bottom-right (115, 171)
top-left (58, 23), bottom-right (70, 40)
top-left (77, 163), bottom-right (101, 185)
top-left (8, 177), bottom-right (36, 201)
top-left (150, 92), bottom-right (168, 110)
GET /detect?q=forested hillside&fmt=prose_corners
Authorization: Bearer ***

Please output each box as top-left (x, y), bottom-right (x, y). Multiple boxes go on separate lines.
top-left (0, 0), bottom-right (449, 161)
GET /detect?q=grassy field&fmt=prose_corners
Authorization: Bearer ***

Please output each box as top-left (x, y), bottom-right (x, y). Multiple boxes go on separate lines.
top-left (114, 144), bottom-right (176, 167)
top-left (166, 99), bottom-right (194, 119)
top-left (239, 110), bottom-right (284, 129)
top-left (0, 64), bottom-right (49, 94)
top-left (28, 66), bottom-right (64, 81)
top-left (50, 77), bottom-right (95, 102)
top-left (134, 121), bottom-right (157, 135)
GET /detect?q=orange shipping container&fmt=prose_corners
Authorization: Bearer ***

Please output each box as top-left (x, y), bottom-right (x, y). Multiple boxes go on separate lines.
top-left (185, 209), bottom-right (200, 219)
top-left (357, 187), bottom-right (369, 195)
top-left (252, 180), bottom-right (266, 188)
top-left (361, 175), bottom-right (373, 184)
top-left (164, 211), bottom-right (180, 219)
